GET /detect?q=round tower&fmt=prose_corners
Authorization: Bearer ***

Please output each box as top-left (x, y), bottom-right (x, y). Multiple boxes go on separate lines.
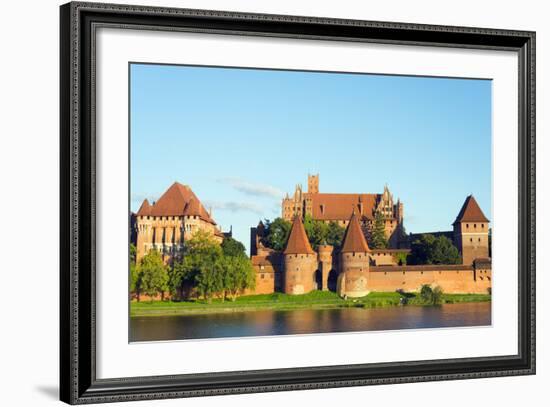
top-left (283, 216), bottom-right (317, 295)
top-left (317, 244), bottom-right (333, 291)
top-left (338, 211), bottom-right (370, 298)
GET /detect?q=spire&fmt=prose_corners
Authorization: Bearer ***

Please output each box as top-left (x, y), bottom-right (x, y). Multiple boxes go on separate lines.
top-left (341, 211), bottom-right (370, 253)
top-left (453, 195), bottom-right (489, 224)
top-left (137, 199), bottom-right (151, 216)
top-left (284, 216), bottom-right (315, 255)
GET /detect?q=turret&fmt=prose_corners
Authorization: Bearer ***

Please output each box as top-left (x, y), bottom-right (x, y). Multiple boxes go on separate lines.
top-left (283, 216), bottom-right (317, 294)
top-left (338, 211), bottom-right (370, 298)
top-left (453, 195), bottom-right (490, 265)
top-left (318, 244), bottom-right (333, 291)
top-left (136, 199), bottom-right (152, 262)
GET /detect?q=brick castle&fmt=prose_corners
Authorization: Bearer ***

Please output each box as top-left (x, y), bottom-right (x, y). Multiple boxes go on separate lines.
top-left (281, 174), bottom-right (405, 248)
top-left (133, 176), bottom-right (491, 297)
top-left (249, 174), bottom-right (491, 297)
top-left (134, 182), bottom-right (229, 264)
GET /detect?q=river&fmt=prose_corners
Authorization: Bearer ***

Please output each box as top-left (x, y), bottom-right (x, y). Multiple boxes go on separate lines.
top-left (130, 302), bottom-right (491, 342)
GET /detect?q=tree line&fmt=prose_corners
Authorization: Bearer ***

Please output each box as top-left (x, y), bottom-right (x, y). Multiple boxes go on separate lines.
top-left (260, 213), bottom-right (391, 251)
top-left (260, 215), bottom-right (460, 265)
top-left (408, 234), bottom-right (461, 265)
top-left (131, 231), bottom-right (255, 302)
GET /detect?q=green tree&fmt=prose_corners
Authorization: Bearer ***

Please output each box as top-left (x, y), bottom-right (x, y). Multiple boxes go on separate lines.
top-left (129, 243), bottom-right (137, 265)
top-left (170, 230), bottom-right (224, 300)
top-left (169, 258), bottom-right (196, 299)
top-left (170, 232), bottom-right (256, 302)
top-left (139, 250), bottom-right (169, 301)
top-left (303, 214), bottom-right (329, 250)
top-left (221, 236), bottom-right (247, 257)
top-left (130, 262), bottom-right (143, 301)
top-left (220, 255), bottom-right (256, 301)
top-left (409, 234), bottom-right (461, 265)
top-left (326, 221), bottom-right (345, 248)
top-left (371, 211), bottom-right (388, 249)
top-left (195, 255), bottom-right (223, 303)
top-left (262, 217), bottom-right (292, 251)
top-left (129, 243), bottom-right (142, 301)
top-left (393, 251), bottom-right (408, 266)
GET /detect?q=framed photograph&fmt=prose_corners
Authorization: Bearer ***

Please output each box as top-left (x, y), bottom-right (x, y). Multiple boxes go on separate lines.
top-left (60, 1), bottom-right (535, 404)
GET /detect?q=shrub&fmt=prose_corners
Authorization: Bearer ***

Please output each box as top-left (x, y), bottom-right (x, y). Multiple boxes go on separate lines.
top-left (419, 284), bottom-right (443, 305)
top-left (432, 286), bottom-right (443, 305)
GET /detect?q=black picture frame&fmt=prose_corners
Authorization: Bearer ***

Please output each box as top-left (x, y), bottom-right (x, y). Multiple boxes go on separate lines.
top-left (60, 2), bottom-right (536, 404)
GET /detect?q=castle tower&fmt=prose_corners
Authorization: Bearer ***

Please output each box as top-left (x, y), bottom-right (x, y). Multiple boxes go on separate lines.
top-left (307, 173), bottom-right (319, 193)
top-left (135, 199), bottom-right (152, 263)
top-left (250, 220), bottom-right (265, 256)
top-left (318, 244), bottom-right (333, 291)
top-left (453, 195), bottom-right (490, 265)
top-left (283, 216), bottom-right (317, 295)
top-left (338, 211), bottom-right (370, 298)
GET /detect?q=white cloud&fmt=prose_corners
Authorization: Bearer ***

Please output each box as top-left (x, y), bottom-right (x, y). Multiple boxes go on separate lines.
top-left (204, 200), bottom-right (264, 215)
top-left (219, 177), bottom-right (284, 199)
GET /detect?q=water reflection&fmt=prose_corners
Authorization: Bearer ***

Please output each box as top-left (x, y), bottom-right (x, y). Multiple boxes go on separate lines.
top-left (130, 302), bottom-right (491, 342)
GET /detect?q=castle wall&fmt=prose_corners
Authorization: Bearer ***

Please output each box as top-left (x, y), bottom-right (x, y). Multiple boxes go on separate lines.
top-left (368, 265), bottom-right (491, 294)
top-left (248, 260), bottom-right (491, 295)
top-left (247, 254), bottom-right (283, 295)
top-left (370, 249), bottom-right (410, 266)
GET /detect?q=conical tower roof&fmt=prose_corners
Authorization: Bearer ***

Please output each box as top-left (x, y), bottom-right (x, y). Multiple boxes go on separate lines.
top-left (136, 199), bottom-right (151, 216)
top-left (341, 211), bottom-right (370, 253)
top-left (453, 195), bottom-right (489, 224)
top-left (283, 216), bottom-right (315, 255)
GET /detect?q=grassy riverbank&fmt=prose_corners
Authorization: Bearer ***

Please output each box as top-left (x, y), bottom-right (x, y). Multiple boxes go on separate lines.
top-left (130, 291), bottom-right (491, 317)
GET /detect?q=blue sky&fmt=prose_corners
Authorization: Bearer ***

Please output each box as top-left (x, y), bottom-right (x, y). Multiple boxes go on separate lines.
top-left (130, 63), bottom-right (492, 253)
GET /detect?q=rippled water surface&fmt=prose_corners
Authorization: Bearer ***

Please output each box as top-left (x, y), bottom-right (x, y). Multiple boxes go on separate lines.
top-left (130, 302), bottom-right (491, 342)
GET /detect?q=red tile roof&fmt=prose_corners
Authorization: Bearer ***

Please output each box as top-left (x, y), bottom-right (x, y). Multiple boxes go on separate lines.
top-left (305, 193), bottom-right (379, 221)
top-left (453, 195), bottom-right (489, 224)
top-left (139, 182), bottom-right (216, 224)
top-left (341, 211), bottom-right (370, 253)
top-left (283, 216), bottom-right (315, 255)
top-left (136, 199), bottom-right (151, 216)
